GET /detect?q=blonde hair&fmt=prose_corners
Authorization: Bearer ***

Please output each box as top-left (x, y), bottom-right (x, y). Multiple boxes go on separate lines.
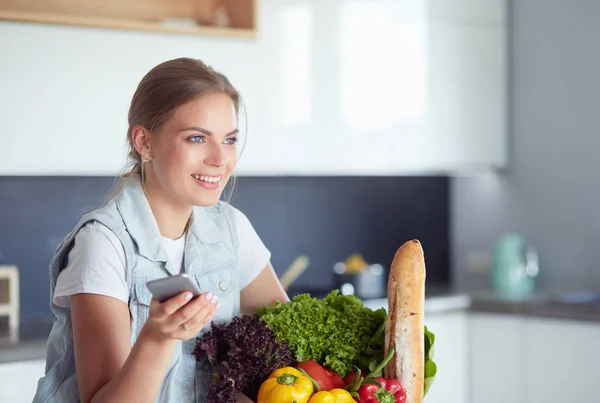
top-left (104, 57), bottom-right (245, 205)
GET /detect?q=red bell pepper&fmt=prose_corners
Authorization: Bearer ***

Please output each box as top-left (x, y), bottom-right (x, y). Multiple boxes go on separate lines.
top-left (342, 346), bottom-right (406, 403)
top-left (355, 377), bottom-right (406, 403)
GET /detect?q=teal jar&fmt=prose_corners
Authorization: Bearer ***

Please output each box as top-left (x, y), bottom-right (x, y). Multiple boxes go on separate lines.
top-left (489, 233), bottom-right (539, 299)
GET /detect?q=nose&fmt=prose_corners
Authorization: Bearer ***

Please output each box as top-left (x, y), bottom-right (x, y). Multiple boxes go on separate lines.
top-left (204, 143), bottom-right (227, 167)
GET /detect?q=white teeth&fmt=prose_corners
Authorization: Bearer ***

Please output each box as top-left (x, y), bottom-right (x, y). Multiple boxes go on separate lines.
top-left (192, 174), bottom-right (221, 183)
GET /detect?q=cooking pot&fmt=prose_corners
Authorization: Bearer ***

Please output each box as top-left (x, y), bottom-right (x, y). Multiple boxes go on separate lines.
top-left (333, 261), bottom-right (386, 300)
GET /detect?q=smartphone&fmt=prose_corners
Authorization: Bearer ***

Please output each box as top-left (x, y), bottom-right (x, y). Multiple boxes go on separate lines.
top-left (146, 274), bottom-right (202, 303)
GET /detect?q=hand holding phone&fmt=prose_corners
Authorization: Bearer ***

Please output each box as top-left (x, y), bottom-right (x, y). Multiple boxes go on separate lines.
top-left (146, 274), bottom-right (202, 303)
top-left (142, 274), bottom-right (219, 342)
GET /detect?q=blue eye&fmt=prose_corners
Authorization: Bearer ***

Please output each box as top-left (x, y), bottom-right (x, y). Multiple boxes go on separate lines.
top-left (188, 135), bottom-right (205, 143)
top-left (224, 137), bottom-right (238, 145)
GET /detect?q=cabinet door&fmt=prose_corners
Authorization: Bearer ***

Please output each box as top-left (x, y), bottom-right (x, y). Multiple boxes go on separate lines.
top-left (424, 311), bottom-right (469, 403)
top-left (523, 317), bottom-right (600, 403)
top-left (320, 0), bottom-right (508, 174)
top-left (425, 19), bottom-right (507, 170)
top-left (331, 0), bottom-right (430, 175)
top-left (470, 313), bottom-right (526, 403)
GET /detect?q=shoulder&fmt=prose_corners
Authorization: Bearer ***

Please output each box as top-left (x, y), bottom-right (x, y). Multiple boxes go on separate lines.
top-left (70, 196), bottom-right (133, 255)
top-left (54, 221), bottom-right (128, 307)
top-left (71, 221), bottom-right (126, 265)
top-left (76, 220), bottom-right (121, 243)
top-left (226, 204), bottom-right (268, 250)
top-left (227, 204), bottom-right (251, 225)
top-left (225, 204), bottom-right (258, 237)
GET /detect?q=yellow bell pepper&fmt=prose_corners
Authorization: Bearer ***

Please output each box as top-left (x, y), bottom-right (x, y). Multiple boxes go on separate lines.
top-left (308, 388), bottom-right (354, 403)
top-left (257, 367), bottom-right (314, 403)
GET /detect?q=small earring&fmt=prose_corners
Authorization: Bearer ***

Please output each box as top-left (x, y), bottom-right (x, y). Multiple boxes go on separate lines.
top-left (142, 152), bottom-right (150, 163)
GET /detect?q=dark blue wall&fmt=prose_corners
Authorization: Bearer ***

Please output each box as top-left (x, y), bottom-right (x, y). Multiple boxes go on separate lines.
top-left (0, 176), bottom-right (449, 324)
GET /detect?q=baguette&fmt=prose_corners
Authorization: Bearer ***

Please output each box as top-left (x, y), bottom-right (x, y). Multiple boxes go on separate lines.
top-left (384, 239), bottom-right (426, 403)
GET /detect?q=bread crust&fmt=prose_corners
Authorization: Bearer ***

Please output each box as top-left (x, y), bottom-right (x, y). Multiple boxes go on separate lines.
top-left (384, 239), bottom-right (426, 403)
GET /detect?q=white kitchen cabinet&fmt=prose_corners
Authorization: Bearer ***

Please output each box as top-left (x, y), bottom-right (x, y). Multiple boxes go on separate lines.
top-left (470, 312), bottom-right (600, 403)
top-left (470, 313), bottom-right (526, 403)
top-left (523, 317), bottom-right (600, 402)
top-left (0, 0), bottom-right (507, 176)
top-left (423, 311), bottom-right (469, 403)
top-left (249, 0), bottom-right (508, 175)
top-left (0, 359), bottom-right (45, 403)
top-left (423, 17), bottom-right (507, 170)
top-left (329, 0), bottom-right (508, 175)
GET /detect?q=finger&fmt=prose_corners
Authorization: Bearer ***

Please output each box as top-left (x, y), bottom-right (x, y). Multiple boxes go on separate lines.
top-left (177, 304), bottom-right (218, 339)
top-left (177, 292), bottom-right (217, 323)
top-left (161, 292), bottom-right (212, 330)
top-left (186, 299), bottom-right (220, 332)
top-left (157, 291), bottom-right (194, 318)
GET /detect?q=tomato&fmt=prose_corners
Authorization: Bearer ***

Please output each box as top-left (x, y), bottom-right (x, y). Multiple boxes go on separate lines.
top-left (296, 361), bottom-right (345, 391)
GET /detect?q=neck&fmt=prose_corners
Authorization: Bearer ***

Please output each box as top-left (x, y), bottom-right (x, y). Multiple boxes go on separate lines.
top-left (142, 171), bottom-right (192, 240)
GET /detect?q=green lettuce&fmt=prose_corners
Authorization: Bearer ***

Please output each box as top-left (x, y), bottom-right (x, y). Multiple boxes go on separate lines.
top-left (257, 290), bottom-right (386, 377)
top-left (424, 325), bottom-right (437, 396)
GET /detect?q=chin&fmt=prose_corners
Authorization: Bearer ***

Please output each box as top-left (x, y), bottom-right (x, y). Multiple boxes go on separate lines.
top-left (185, 175), bottom-right (230, 207)
top-left (189, 193), bottom-right (224, 207)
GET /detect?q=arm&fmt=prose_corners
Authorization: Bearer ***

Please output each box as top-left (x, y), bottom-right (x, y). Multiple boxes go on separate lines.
top-left (72, 292), bottom-right (217, 403)
top-left (240, 262), bottom-right (289, 315)
top-left (72, 294), bottom-right (175, 403)
top-left (61, 223), bottom-right (217, 402)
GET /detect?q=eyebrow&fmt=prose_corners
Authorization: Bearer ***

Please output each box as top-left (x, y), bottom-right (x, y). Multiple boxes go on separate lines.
top-left (179, 127), bottom-right (239, 136)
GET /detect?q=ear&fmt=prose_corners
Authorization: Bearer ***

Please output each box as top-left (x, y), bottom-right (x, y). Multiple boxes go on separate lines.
top-left (131, 125), bottom-right (152, 159)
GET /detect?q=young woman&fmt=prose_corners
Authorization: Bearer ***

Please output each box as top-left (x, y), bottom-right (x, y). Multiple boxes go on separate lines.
top-left (32, 58), bottom-right (288, 403)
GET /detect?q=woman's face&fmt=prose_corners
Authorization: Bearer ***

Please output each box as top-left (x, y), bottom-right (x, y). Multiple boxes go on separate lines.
top-left (149, 92), bottom-right (239, 207)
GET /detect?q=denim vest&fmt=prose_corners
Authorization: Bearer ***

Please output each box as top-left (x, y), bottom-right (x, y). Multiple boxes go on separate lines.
top-left (32, 175), bottom-right (240, 403)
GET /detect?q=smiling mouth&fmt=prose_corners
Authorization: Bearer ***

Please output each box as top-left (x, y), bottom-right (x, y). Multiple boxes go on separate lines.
top-left (192, 174), bottom-right (222, 184)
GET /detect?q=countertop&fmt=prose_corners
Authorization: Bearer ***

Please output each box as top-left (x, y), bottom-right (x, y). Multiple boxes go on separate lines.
top-left (3, 286), bottom-right (600, 364)
top-left (0, 287), bottom-right (472, 364)
top-left (469, 289), bottom-right (600, 323)
top-left (0, 316), bottom-right (53, 364)
top-left (361, 285), bottom-right (600, 324)
top-left (361, 285), bottom-right (471, 314)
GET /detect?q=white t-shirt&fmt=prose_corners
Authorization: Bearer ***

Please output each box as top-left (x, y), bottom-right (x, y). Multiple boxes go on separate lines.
top-left (54, 208), bottom-right (271, 308)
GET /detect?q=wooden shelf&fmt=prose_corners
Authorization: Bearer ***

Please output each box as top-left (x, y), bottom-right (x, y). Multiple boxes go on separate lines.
top-left (0, 303), bottom-right (11, 316)
top-left (0, 0), bottom-right (258, 39)
top-left (0, 265), bottom-right (18, 343)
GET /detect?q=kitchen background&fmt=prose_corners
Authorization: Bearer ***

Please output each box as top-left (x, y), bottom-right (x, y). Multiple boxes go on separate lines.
top-left (1, 0), bottom-right (599, 402)
top-left (0, 175), bottom-right (450, 323)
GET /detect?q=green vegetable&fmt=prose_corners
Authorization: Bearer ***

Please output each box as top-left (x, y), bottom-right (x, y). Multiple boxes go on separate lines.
top-left (423, 325), bottom-right (437, 396)
top-left (358, 312), bottom-right (387, 376)
top-left (257, 290), bottom-right (386, 378)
